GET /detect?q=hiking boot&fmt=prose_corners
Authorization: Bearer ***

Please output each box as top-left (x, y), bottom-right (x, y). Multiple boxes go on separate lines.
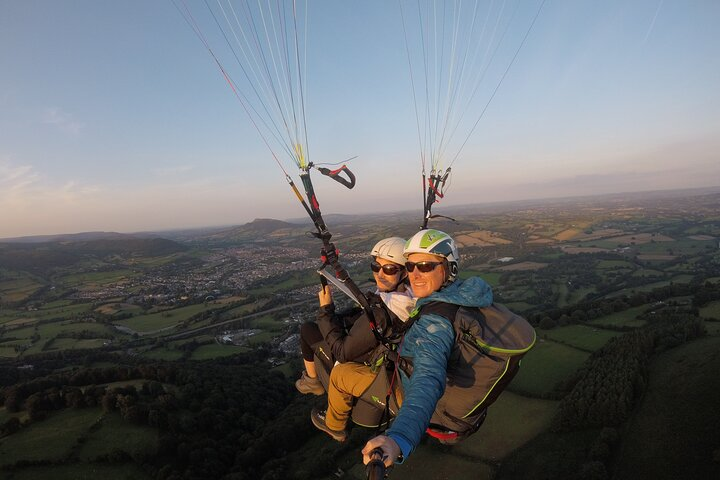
top-left (295, 371), bottom-right (325, 395)
top-left (310, 408), bottom-right (348, 442)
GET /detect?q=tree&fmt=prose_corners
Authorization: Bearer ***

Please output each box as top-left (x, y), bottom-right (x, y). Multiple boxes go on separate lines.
top-left (539, 316), bottom-right (557, 330)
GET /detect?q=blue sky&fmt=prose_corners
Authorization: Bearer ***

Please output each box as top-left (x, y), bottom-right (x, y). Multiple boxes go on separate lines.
top-left (1, 0), bottom-right (719, 238)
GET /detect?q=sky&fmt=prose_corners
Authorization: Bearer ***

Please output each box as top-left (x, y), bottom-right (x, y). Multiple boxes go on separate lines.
top-left (1, 0), bottom-right (719, 239)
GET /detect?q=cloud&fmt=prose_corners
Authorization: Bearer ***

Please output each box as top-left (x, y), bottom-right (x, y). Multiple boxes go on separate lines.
top-left (0, 160), bottom-right (40, 194)
top-left (643, 0), bottom-right (664, 45)
top-left (0, 157), bottom-right (291, 237)
top-left (41, 107), bottom-right (85, 135)
top-left (0, 159), bottom-right (97, 206)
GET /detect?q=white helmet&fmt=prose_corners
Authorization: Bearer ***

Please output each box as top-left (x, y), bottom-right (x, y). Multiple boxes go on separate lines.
top-left (404, 229), bottom-right (459, 284)
top-left (371, 237), bottom-right (407, 265)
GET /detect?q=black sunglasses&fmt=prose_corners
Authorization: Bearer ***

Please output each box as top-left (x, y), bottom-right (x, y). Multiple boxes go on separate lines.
top-left (370, 261), bottom-right (403, 275)
top-left (405, 260), bottom-right (444, 273)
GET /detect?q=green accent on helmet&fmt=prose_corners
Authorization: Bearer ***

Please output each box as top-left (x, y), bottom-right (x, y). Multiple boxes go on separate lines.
top-left (418, 229), bottom-right (448, 249)
top-left (405, 229), bottom-right (460, 285)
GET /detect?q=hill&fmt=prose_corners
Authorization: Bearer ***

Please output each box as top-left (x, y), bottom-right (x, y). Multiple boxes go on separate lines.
top-left (0, 231), bottom-right (142, 244)
top-left (0, 238), bottom-right (187, 277)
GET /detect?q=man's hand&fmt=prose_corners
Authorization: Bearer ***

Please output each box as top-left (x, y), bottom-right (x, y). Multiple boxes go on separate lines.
top-left (319, 284), bottom-right (333, 307)
top-left (362, 435), bottom-right (401, 468)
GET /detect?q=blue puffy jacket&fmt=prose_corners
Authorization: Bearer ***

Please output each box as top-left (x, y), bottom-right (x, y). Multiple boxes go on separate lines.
top-left (385, 276), bottom-right (493, 460)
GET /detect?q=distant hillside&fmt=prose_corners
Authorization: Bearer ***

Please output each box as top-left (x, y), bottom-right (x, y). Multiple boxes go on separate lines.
top-left (193, 218), bottom-right (310, 245)
top-left (0, 231), bottom-right (142, 244)
top-left (0, 237), bottom-right (187, 276)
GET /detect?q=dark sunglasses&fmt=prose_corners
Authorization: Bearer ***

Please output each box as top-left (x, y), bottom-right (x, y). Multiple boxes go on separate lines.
top-left (370, 261), bottom-right (403, 275)
top-left (405, 260), bottom-right (444, 273)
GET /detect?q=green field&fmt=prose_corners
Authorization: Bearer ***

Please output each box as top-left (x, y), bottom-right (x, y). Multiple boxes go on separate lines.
top-left (508, 340), bottom-right (590, 397)
top-left (95, 302), bottom-right (145, 317)
top-left (77, 413), bottom-right (157, 460)
top-left (0, 408), bottom-right (104, 466)
top-left (48, 338), bottom-right (108, 351)
top-left (705, 320), bottom-right (720, 336)
top-left (460, 269), bottom-right (502, 287)
top-left (596, 259), bottom-right (636, 270)
top-left (607, 274), bottom-right (696, 298)
top-left (138, 347), bottom-right (184, 361)
top-left (632, 268), bottom-right (664, 277)
top-left (39, 320), bottom-right (114, 338)
top-left (495, 428), bottom-right (601, 479)
top-left (116, 303), bottom-right (220, 333)
top-left (1, 302), bottom-right (94, 327)
top-left (555, 281), bottom-right (569, 307)
top-left (0, 318), bottom-right (116, 356)
top-left (454, 391), bottom-right (558, 461)
top-left (59, 269), bottom-right (138, 287)
top-left (588, 305), bottom-right (648, 328)
top-left (0, 273), bottom-right (44, 303)
top-left (337, 392), bottom-right (558, 480)
top-left (700, 301), bottom-right (720, 319)
top-left (247, 270), bottom-right (317, 295)
top-left (613, 336), bottom-right (720, 479)
top-left (190, 342), bottom-right (247, 360)
top-left (543, 324), bottom-right (620, 351)
top-left (245, 313), bottom-right (286, 332)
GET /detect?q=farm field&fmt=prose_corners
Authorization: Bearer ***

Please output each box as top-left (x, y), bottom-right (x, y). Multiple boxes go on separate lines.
top-left (566, 286), bottom-right (596, 305)
top-left (59, 269), bottom-right (138, 288)
top-left (1, 302), bottom-right (95, 326)
top-left (588, 306), bottom-right (648, 328)
top-left (508, 341), bottom-right (590, 397)
top-left (542, 324), bottom-right (620, 351)
top-left (1, 191), bottom-right (719, 479)
top-left (453, 392), bottom-right (558, 461)
top-left (0, 408), bottom-right (104, 466)
top-left (699, 301), bottom-right (720, 319)
top-left (190, 342), bottom-right (247, 360)
top-left (115, 303), bottom-right (221, 333)
top-left (0, 273), bottom-right (44, 303)
top-left (139, 347), bottom-right (184, 361)
top-left (247, 270), bottom-right (317, 296)
top-left (612, 336), bottom-right (720, 479)
top-left (77, 413), bottom-right (157, 460)
top-left (704, 320), bottom-right (720, 335)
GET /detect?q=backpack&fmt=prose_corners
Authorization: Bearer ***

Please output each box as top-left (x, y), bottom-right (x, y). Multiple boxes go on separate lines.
top-left (362, 301), bottom-right (536, 443)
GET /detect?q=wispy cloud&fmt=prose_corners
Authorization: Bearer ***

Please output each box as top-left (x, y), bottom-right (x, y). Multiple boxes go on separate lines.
top-left (41, 107), bottom-right (85, 135)
top-left (643, 0), bottom-right (664, 45)
top-left (0, 159), bottom-right (98, 205)
top-left (0, 160), bottom-right (40, 194)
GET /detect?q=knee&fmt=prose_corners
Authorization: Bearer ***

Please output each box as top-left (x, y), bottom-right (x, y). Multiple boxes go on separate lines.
top-left (300, 322), bottom-right (320, 338)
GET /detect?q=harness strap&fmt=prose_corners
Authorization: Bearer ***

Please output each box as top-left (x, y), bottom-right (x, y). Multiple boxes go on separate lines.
top-left (425, 428), bottom-right (458, 440)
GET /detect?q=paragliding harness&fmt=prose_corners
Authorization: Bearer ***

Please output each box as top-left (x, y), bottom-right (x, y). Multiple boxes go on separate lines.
top-left (364, 299), bottom-right (536, 444)
top-left (311, 291), bottom-right (404, 430)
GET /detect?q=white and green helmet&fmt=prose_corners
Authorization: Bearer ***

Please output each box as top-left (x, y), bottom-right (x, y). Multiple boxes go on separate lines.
top-left (404, 229), bottom-right (459, 284)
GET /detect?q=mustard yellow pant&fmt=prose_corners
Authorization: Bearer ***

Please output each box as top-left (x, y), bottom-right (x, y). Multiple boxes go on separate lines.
top-left (325, 362), bottom-right (377, 431)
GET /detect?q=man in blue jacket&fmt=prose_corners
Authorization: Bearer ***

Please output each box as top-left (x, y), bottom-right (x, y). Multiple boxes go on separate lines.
top-left (361, 229), bottom-right (493, 466)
